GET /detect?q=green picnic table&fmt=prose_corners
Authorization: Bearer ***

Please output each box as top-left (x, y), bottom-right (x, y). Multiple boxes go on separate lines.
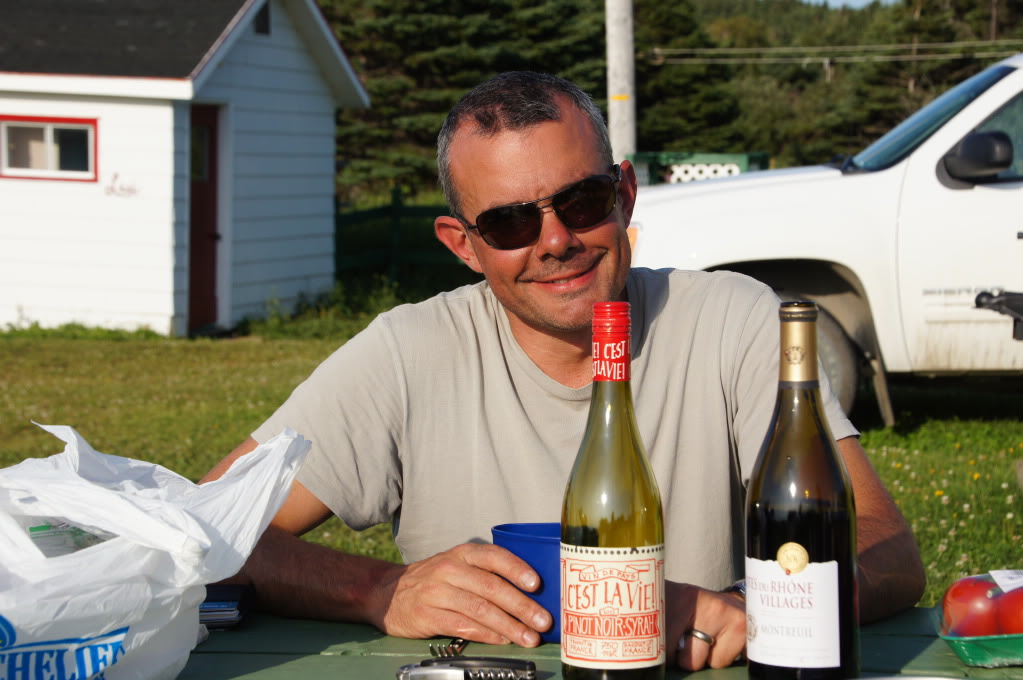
top-left (180, 607), bottom-right (1023, 680)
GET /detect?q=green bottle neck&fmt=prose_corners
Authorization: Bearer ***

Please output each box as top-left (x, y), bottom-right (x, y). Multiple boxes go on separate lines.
top-left (585, 379), bottom-right (640, 432)
top-left (591, 377), bottom-right (634, 403)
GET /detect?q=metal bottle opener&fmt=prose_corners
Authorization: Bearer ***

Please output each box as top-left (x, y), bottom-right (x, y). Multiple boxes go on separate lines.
top-left (395, 656), bottom-right (537, 680)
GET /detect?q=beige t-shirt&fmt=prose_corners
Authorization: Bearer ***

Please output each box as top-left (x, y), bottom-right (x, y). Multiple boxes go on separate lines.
top-left (252, 268), bottom-right (856, 589)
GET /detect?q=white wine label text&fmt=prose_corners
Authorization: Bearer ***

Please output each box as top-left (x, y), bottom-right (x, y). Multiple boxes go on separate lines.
top-left (592, 339), bottom-right (630, 381)
top-left (560, 544), bottom-right (665, 670)
top-left (745, 555), bottom-right (840, 668)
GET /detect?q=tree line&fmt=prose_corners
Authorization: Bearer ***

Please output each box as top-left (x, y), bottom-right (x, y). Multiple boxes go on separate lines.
top-left (320, 0), bottom-right (1023, 205)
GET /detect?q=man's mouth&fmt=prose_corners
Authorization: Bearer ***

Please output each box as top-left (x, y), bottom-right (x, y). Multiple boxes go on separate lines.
top-left (528, 263), bottom-right (601, 293)
top-left (543, 272), bottom-right (586, 284)
top-left (529, 254), bottom-right (602, 286)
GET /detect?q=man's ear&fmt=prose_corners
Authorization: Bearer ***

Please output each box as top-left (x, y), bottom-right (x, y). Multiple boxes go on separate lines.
top-left (435, 216), bottom-right (483, 274)
top-left (617, 159), bottom-right (639, 226)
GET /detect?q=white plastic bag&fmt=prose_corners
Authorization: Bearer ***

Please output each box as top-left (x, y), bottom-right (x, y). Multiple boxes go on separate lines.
top-left (0, 424), bottom-right (310, 680)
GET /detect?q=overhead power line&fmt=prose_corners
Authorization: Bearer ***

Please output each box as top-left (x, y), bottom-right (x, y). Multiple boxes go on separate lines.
top-left (649, 38), bottom-right (1023, 57)
top-left (655, 51), bottom-right (1022, 65)
top-left (647, 39), bottom-right (1023, 66)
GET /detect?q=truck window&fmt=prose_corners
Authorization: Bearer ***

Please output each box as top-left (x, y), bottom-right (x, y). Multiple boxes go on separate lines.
top-left (975, 91), bottom-right (1023, 180)
top-left (851, 64), bottom-right (1015, 172)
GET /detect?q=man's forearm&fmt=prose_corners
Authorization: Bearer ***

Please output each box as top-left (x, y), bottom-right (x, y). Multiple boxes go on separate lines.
top-left (236, 524), bottom-right (400, 626)
top-left (836, 437), bottom-right (926, 623)
top-left (856, 515), bottom-right (926, 623)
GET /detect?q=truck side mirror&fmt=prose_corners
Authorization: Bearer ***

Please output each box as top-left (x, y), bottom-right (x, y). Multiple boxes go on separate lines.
top-left (942, 130), bottom-right (1013, 181)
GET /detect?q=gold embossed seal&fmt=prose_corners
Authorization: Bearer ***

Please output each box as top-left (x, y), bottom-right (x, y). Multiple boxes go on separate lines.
top-left (783, 346), bottom-right (806, 365)
top-left (776, 542), bottom-right (809, 574)
top-left (778, 301), bottom-right (818, 383)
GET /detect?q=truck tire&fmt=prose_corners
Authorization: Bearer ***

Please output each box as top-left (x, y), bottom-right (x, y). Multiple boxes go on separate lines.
top-left (816, 307), bottom-right (859, 415)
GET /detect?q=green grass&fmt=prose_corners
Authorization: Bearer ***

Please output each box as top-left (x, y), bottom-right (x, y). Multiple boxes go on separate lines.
top-left (3, 325), bottom-right (1020, 604)
top-left (0, 331), bottom-right (403, 563)
top-left (851, 376), bottom-right (1023, 606)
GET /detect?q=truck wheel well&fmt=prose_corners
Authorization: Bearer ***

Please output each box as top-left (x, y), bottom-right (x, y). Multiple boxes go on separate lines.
top-left (707, 259), bottom-right (879, 359)
top-left (708, 259), bottom-right (895, 426)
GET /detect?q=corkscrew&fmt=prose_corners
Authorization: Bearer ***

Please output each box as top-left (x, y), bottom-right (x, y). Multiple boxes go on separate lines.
top-left (395, 656), bottom-right (536, 680)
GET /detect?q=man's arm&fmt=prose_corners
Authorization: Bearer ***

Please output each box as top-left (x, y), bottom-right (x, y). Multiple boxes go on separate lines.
top-left (672, 435), bottom-right (925, 672)
top-left (838, 436), bottom-right (926, 622)
top-left (202, 439), bottom-right (552, 648)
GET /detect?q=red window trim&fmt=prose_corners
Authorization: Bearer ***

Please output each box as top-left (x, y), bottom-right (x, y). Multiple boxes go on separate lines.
top-left (0, 114), bottom-right (99, 182)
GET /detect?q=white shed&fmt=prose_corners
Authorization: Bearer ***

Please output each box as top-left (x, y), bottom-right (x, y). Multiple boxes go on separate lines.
top-left (0, 0), bottom-right (369, 335)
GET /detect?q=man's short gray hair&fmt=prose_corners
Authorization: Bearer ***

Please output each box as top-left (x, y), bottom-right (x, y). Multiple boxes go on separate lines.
top-left (437, 71), bottom-right (614, 218)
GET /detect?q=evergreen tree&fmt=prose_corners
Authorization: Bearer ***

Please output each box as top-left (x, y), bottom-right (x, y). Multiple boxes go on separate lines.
top-left (321, 0), bottom-right (1023, 199)
top-left (325, 0), bottom-right (607, 204)
top-left (633, 0), bottom-right (741, 154)
top-left (852, 0), bottom-right (985, 144)
top-left (325, 0), bottom-right (517, 203)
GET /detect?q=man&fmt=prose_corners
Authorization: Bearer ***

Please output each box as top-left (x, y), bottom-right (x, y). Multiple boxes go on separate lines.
top-left (202, 71), bottom-right (925, 670)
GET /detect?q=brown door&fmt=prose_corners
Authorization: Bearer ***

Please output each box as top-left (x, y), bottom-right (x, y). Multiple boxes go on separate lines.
top-left (188, 105), bottom-right (219, 332)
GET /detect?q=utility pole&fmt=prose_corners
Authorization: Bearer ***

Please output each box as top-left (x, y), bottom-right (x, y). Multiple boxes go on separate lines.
top-left (605, 0), bottom-right (636, 166)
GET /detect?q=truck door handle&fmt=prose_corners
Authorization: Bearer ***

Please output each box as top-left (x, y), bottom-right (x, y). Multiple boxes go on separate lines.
top-left (976, 291), bottom-right (1023, 340)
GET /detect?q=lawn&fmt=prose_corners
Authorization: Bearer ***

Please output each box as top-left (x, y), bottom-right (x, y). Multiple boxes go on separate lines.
top-left (851, 376), bottom-right (1023, 605)
top-left (2, 331), bottom-right (1021, 606)
top-left (0, 332), bottom-right (403, 563)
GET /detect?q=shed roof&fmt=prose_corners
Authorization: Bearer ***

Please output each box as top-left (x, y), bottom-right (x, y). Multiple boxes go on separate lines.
top-left (0, 0), bottom-right (370, 107)
top-left (0, 0), bottom-right (250, 79)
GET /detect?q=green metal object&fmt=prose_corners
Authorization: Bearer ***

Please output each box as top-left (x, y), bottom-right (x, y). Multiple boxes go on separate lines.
top-left (630, 151), bottom-right (770, 185)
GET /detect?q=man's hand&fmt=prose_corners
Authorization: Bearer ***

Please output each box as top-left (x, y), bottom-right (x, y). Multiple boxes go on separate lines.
top-left (204, 439), bottom-right (553, 646)
top-left (666, 582), bottom-right (746, 671)
top-left (369, 543), bottom-right (553, 648)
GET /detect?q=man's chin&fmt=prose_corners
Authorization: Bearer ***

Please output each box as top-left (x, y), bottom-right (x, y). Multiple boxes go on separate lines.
top-left (531, 300), bottom-right (603, 335)
top-left (507, 275), bottom-right (627, 334)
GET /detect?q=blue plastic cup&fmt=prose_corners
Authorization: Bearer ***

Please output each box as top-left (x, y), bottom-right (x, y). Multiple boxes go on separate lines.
top-left (491, 522), bottom-right (561, 643)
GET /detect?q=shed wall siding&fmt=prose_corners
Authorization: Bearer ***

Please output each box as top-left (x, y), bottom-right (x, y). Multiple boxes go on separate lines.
top-left (196, 0), bottom-right (337, 326)
top-left (171, 100), bottom-right (190, 336)
top-left (0, 94), bottom-right (177, 332)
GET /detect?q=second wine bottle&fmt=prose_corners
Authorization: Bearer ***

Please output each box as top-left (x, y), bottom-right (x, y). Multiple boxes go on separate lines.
top-left (745, 300), bottom-right (859, 680)
top-left (561, 301), bottom-right (666, 680)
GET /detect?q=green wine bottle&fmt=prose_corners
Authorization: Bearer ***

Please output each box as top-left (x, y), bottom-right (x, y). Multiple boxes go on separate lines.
top-left (745, 301), bottom-right (859, 680)
top-left (561, 301), bottom-right (666, 680)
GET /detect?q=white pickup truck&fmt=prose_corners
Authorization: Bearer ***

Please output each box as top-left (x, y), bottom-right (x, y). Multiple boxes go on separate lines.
top-left (630, 53), bottom-right (1023, 425)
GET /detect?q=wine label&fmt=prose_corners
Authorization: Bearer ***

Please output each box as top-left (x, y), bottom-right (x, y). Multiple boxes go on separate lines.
top-left (745, 551), bottom-right (841, 668)
top-left (560, 543), bottom-right (665, 669)
top-left (592, 336), bottom-right (629, 381)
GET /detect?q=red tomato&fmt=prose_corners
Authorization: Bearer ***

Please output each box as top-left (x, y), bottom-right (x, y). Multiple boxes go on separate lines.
top-left (996, 587), bottom-right (1023, 635)
top-left (942, 575), bottom-right (1000, 637)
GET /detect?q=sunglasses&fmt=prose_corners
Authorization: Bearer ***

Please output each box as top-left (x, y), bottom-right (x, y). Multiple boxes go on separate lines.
top-left (457, 165), bottom-right (622, 250)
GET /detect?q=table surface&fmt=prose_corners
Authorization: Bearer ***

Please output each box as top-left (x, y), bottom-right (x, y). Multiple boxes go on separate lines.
top-left (181, 607), bottom-right (1023, 680)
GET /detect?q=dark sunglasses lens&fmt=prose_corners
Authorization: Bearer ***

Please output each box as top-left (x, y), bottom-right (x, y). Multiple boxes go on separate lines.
top-left (473, 174), bottom-right (618, 250)
top-left (476, 204), bottom-right (542, 249)
top-left (553, 176), bottom-right (617, 228)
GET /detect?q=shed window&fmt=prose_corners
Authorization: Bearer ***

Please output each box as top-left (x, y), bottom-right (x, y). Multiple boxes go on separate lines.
top-left (255, 3), bottom-right (270, 35)
top-left (1, 116), bottom-right (97, 181)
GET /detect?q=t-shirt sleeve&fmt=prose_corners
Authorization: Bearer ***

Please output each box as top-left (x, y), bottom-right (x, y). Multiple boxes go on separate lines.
top-left (729, 283), bottom-right (782, 480)
top-left (730, 287), bottom-right (859, 483)
top-left (251, 314), bottom-right (405, 530)
top-left (818, 362), bottom-right (859, 442)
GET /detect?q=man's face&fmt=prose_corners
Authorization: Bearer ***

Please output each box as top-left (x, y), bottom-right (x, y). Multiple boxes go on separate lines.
top-left (443, 101), bottom-right (636, 339)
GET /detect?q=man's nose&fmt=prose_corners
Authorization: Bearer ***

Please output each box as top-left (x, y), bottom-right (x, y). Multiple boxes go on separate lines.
top-left (534, 202), bottom-right (582, 257)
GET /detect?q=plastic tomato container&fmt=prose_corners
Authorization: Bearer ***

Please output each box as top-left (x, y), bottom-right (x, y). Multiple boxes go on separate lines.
top-left (938, 629), bottom-right (1023, 668)
top-left (935, 571), bottom-right (1023, 669)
